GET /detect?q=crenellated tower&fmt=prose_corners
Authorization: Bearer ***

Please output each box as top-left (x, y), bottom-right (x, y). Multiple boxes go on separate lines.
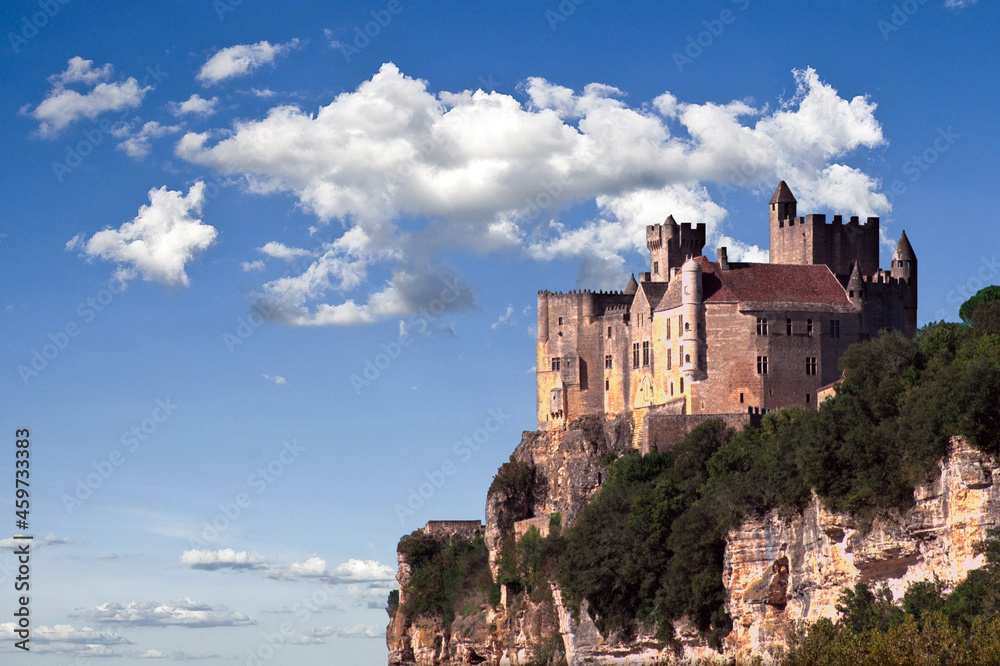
top-left (646, 216), bottom-right (706, 281)
top-left (890, 230), bottom-right (918, 334)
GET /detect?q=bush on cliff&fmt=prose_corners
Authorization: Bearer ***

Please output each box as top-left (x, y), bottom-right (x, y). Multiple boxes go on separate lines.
top-left (397, 531), bottom-right (492, 625)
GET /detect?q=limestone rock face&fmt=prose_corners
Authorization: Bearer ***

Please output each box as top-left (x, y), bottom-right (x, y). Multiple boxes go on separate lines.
top-left (724, 437), bottom-right (1000, 662)
top-left (391, 433), bottom-right (1000, 665)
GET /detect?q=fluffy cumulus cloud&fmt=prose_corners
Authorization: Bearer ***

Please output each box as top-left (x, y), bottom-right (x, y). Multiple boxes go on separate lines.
top-left (71, 599), bottom-right (254, 628)
top-left (177, 63), bottom-right (888, 313)
top-left (180, 549), bottom-right (395, 584)
top-left (259, 240), bottom-right (313, 261)
top-left (114, 121), bottom-right (182, 159)
top-left (25, 57), bottom-right (150, 137)
top-left (169, 93), bottom-right (219, 117)
top-left (197, 40), bottom-right (299, 85)
top-left (73, 182), bottom-right (217, 287)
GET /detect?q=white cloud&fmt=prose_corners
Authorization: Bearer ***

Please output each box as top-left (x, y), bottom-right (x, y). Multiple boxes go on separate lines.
top-left (945, 0), bottom-right (977, 7)
top-left (25, 57), bottom-right (150, 137)
top-left (71, 599), bottom-right (254, 628)
top-left (180, 549), bottom-right (394, 584)
top-left (169, 94), bottom-right (219, 117)
top-left (251, 87), bottom-right (276, 98)
top-left (332, 624), bottom-right (383, 639)
top-left (242, 260), bottom-right (266, 272)
top-left (115, 121), bottom-right (182, 159)
top-left (0, 534), bottom-right (69, 549)
top-left (180, 548), bottom-right (268, 570)
top-left (262, 373), bottom-right (287, 385)
top-left (491, 304), bottom-right (514, 329)
top-left (177, 64), bottom-right (888, 316)
top-left (289, 626), bottom-right (336, 644)
top-left (77, 182), bottom-right (217, 287)
top-left (0, 623), bottom-right (131, 647)
top-left (259, 241), bottom-right (313, 261)
top-left (197, 40), bottom-right (299, 85)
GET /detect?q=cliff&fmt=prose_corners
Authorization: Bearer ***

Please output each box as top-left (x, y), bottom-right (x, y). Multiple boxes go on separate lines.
top-left (725, 436), bottom-right (1000, 661)
top-left (388, 433), bottom-right (1000, 665)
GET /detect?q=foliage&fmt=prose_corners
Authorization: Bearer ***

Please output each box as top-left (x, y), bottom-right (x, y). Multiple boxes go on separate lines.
top-left (397, 531), bottom-right (492, 625)
top-left (784, 529), bottom-right (1000, 665)
top-left (386, 589), bottom-right (399, 618)
top-left (959, 285), bottom-right (1000, 323)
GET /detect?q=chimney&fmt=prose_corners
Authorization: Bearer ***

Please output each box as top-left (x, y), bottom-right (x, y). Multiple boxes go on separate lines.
top-left (718, 246), bottom-right (729, 270)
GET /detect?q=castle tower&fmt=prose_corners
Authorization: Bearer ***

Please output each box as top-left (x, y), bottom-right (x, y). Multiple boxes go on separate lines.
top-left (680, 258), bottom-right (706, 382)
top-left (625, 273), bottom-right (639, 295)
top-left (646, 215), bottom-right (706, 281)
top-left (769, 181), bottom-right (797, 228)
top-left (891, 230), bottom-right (918, 333)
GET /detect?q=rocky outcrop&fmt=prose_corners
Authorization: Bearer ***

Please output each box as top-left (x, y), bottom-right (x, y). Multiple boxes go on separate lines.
top-left (486, 414), bottom-right (633, 574)
top-left (724, 437), bottom-right (1000, 662)
top-left (391, 430), bottom-right (1000, 665)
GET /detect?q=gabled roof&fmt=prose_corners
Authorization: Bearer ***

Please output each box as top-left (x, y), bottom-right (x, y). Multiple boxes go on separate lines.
top-left (654, 256), bottom-right (855, 313)
top-left (636, 281), bottom-right (671, 311)
top-left (769, 181), bottom-right (797, 204)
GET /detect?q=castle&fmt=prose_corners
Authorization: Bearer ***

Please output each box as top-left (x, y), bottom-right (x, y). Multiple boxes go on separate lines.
top-left (536, 182), bottom-right (917, 434)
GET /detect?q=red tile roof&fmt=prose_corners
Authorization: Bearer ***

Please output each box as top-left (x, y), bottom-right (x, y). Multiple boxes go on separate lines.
top-left (653, 257), bottom-right (855, 312)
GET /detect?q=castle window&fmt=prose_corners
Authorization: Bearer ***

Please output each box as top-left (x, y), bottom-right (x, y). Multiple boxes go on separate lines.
top-left (565, 358), bottom-right (573, 368)
top-left (680, 377), bottom-right (685, 392)
top-left (551, 357), bottom-right (561, 371)
top-left (756, 317), bottom-right (768, 335)
top-left (806, 357), bottom-right (817, 375)
top-left (558, 317), bottom-right (563, 326)
top-left (685, 353), bottom-right (691, 364)
top-left (607, 326), bottom-right (612, 339)
top-left (667, 350), bottom-right (672, 370)
top-left (680, 345), bottom-right (684, 365)
top-left (605, 379), bottom-right (610, 390)
top-left (807, 319), bottom-right (813, 337)
top-left (670, 382), bottom-right (674, 396)
top-left (806, 393), bottom-right (811, 404)
top-left (739, 392), bottom-right (744, 404)
top-left (642, 341), bottom-right (650, 366)
top-left (666, 320), bottom-right (671, 339)
top-left (757, 355), bottom-right (768, 374)
top-left (653, 261), bottom-right (659, 275)
top-left (829, 319), bottom-right (841, 338)
top-left (632, 343), bottom-right (640, 369)
top-left (786, 318), bottom-right (792, 336)
top-left (678, 314), bottom-right (683, 332)
top-left (605, 355), bottom-right (613, 369)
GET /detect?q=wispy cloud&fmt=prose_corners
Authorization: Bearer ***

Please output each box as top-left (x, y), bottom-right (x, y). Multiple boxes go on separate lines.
top-left (181, 549), bottom-right (394, 584)
top-left (71, 599), bottom-right (254, 628)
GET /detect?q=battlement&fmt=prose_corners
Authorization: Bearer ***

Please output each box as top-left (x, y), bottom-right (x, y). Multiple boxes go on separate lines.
top-left (538, 289), bottom-right (625, 297)
top-left (777, 213), bottom-right (880, 229)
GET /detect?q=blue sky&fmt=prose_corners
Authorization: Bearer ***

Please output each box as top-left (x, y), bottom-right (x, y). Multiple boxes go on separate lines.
top-left (0, 0), bottom-right (995, 663)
